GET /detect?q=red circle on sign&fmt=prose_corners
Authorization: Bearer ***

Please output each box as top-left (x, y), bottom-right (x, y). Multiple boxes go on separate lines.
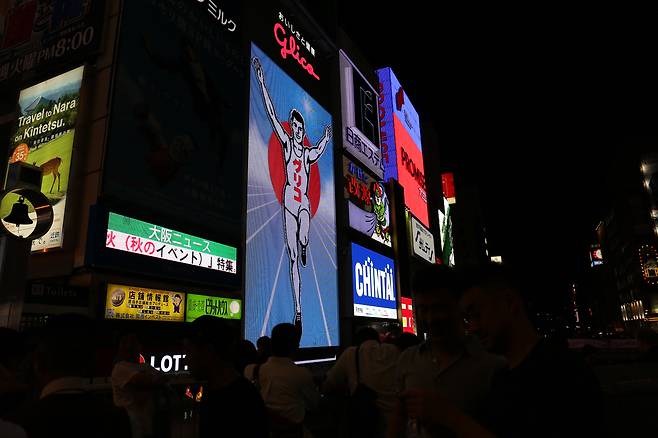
top-left (267, 122), bottom-right (321, 217)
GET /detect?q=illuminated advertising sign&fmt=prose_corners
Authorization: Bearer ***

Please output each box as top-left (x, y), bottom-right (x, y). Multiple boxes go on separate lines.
top-left (343, 157), bottom-right (391, 247)
top-left (351, 242), bottom-right (397, 319)
top-left (1, 66), bottom-right (84, 251)
top-left (411, 216), bottom-right (435, 263)
top-left (105, 284), bottom-right (185, 322)
top-left (401, 297), bottom-right (416, 334)
top-left (186, 294), bottom-right (242, 322)
top-left (104, 0), bottom-right (245, 240)
top-left (442, 173), bottom-right (456, 204)
top-left (490, 256), bottom-right (503, 264)
top-left (246, 44), bottom-right (338, 348)
top-left (0, 1), bottom-right (105, 83)
top-left (376, 67), bottom-right (428, 226)
top-left (105, 212), bottom-right (237, 274)
top-left (339, 51), bottom-right (383, 178)
top-left (140, 353), bottom-right (188, 374)
top-left (590, 245), bottom-right (603, 267)
top-left (438, 197), bottom-right (455, 267)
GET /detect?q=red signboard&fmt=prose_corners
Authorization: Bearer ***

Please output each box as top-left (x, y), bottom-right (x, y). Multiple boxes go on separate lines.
top-left (394, 116), bottom-right (427, 226)
top-left (442, 173), bottom-right (456, 204)
top-left (401, 297), bottom-right (416, 334)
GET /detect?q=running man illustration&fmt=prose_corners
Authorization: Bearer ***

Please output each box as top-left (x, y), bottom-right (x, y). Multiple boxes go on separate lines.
top-left (252, 57), bottom-right (332, 329)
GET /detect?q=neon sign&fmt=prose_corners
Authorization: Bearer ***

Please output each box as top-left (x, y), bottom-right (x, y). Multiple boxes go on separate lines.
top-left (274, 23), bottom-right (319, 80)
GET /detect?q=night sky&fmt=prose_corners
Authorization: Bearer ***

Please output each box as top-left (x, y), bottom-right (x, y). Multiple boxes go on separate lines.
top-left (338, 3), bottom-right (658, 303)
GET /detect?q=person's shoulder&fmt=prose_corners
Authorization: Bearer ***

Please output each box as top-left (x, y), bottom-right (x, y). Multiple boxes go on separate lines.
top-left (397, 344), bottom-right (423, 367)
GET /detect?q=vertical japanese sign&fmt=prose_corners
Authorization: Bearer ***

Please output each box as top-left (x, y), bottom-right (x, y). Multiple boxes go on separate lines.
top-left (438, 197), bottom-right (454, 267)
top-left (186, 294), bottom-right (242, 322)
top-left (105, 284), bottom-right (185, 322)
top-left (246, 44), bottom-right (338, 348)
top-left (0, 0), bottom-right (105, 84)
top-left (377, 67), bottom-right (428, 226)
top-left (343, 157), bottom-right (391, 247)
top-left (1, 66), bottom-right (84, 251)
top-left (339, 51), bottom-right (383, 178)
top-left (104, 0), bottom-right (245, 240)
top-left (351, 242), bottom-right (397, 319)
top-left (105, 212), bottom-right (237, 274)
top-left (410, 216), bottom-right (435, 263)
top-left (442, 172), bottom-right (456, 204)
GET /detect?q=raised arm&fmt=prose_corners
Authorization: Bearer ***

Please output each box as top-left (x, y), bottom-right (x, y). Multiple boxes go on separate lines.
top-left (252, 57), bottom-right (288, 150)
top-left (308, 125), bottom-right (332, 164)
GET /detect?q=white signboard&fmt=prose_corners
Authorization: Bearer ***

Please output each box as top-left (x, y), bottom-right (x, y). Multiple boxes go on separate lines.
top-left (411, 217), bottom-right (435, 263)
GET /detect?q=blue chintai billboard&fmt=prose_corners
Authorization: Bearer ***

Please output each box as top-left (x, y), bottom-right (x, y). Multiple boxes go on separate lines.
top-left (351, 242), bottom-right (397, 319)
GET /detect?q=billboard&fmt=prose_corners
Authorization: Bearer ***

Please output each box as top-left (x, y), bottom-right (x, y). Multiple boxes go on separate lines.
top-left (401, 297), bottom-right (416, 334)
top-left (343, 157), bottom-right (390, 247)
top-left (351, 242), bottom-right (397, 319)
top-left (103, 0), bottom-right (245, 240)
top-left (186, 294), bottom-right (242, 322)
top-left (0, 0), bottom-right (105, 84)
top-left (106, 212), bottom-right (237, 274)
top-left (438, 197), bottom-right (455, 266)
top-left (377, 67), bottom-right (428, 226)
top-left (411, 216), bottom-right (435, 263)
top-left (245, 44), bottom-right (338, 348)
top-left (1, 66), bottom-right (84, 251)
top-left (442, 172), bottom-right (456, 204)
top-left (105, 284), bottom-right (185, 322)
top-left (339, 51), bottom-right (383, 178)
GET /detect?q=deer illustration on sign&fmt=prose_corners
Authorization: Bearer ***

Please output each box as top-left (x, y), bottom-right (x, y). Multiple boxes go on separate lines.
top-left (38, 157), bottom-right (62, 193)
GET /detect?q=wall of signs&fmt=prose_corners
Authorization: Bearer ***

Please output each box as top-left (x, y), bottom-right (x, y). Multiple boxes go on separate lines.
top-left (343, 157), bottom-right (391, 247)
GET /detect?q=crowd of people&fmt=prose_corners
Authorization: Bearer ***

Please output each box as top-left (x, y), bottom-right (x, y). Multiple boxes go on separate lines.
top-left (0, 264), bottom-right (613, 437)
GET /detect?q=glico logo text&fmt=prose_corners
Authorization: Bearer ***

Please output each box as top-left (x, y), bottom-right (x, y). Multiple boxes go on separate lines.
top-left (274, 23), bottom-right (319, 80)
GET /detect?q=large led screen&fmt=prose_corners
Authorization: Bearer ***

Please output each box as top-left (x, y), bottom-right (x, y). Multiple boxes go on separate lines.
top-left (246, 44), bottom-right (338, 348)
top-left (351, 242), bottom-right (397, 319)
top-left (377, 67), bottom-right (428, 226)
top-left (344, 157), bottom-right (391, 247)
top-left (1, 66), bottom-right (84, 250)
top-left (103, 0), bottom-right (244, 240)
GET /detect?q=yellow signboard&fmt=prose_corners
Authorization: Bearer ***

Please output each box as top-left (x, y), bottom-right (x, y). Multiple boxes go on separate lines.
top-left (105, 284), bottom-right (185, 322)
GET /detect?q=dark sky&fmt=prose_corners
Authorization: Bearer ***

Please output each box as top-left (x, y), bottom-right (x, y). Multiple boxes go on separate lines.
top-left (337, 3), bottom-right (658, 291)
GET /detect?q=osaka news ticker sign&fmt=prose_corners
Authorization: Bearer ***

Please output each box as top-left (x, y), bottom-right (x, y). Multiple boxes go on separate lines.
top-left (351, 242), bottom-right (397, 319)
top-left (377, 67), bottom-right (428, 226)
top-left (105, 212), bottom-right (237, 274)
top-left (340, 51), bottom-right (384, 178)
